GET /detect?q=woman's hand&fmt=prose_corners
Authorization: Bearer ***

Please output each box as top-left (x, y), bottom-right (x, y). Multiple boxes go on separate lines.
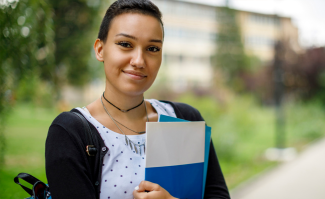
top-left (133, 181), bottom-right (178, 199)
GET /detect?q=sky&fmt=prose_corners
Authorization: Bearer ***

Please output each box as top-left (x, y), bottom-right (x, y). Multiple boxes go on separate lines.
top-left (180, 0), bottom-right (325, 48)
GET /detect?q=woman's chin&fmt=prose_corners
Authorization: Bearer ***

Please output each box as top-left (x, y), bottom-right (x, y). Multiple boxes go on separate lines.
top-left (118, 86), bottom-right (150, 97)
top-left (105, 79), bottom-right (153, 97)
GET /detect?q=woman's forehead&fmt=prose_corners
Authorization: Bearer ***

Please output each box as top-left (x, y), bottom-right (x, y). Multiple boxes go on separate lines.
top-left (108, 13), bottom-right (163, 41)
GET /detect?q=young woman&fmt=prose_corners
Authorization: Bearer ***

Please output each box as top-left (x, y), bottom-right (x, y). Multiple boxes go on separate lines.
top-left (45, 0), bottom-right (230, 198)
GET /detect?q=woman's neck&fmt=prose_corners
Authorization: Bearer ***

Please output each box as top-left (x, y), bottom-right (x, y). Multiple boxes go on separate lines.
top-left (104, 91), bottom-right (143, 112)
top-left (104, 82), bottom-right (144, 102)
top-left (97, 85), bottom-right (146, 120)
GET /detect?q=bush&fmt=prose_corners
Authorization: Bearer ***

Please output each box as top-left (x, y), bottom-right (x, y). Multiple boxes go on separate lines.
top-left (176, 93), bottom-right (325, 187)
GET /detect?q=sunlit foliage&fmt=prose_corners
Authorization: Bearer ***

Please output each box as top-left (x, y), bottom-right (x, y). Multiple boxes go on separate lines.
top-left (0, 0), bottom-right (105, 166)
top-left (214, 6), bottom-right (250, 90)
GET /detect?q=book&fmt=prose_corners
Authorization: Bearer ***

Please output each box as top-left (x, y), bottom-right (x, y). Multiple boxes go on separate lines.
top-left (145, 115), bottom-right (211, 199)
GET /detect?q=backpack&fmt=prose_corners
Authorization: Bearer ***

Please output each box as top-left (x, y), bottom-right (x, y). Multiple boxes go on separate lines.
top-left (14, 173), bottom-right (51, 199)
top-left (14, 111), bottom-right (97, 199)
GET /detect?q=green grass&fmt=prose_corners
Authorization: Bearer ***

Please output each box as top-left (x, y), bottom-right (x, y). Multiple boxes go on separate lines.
top-left (0, 104), bottom-right (59, 198)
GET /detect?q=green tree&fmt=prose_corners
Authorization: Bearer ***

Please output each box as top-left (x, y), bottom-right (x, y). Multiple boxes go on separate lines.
top-left (0, 0), bottom-right (110, 166)
top-left (49, 0), bottom-right (102, 98)
top-left (214, 5), bottom-right (249, 89)
top-left (0, 0), bottom-right (55, 166)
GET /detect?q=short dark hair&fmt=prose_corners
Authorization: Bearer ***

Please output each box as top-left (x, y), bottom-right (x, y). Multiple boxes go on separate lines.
top-left (98, 0), bottom-right (163, 43)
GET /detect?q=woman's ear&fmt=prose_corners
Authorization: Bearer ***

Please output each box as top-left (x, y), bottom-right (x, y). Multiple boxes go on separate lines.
top-left (94, 39), bottom-right (104, 62)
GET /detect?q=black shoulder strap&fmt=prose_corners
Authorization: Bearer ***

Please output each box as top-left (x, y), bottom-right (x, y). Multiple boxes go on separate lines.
top-left (70, 110), bottom-right (98, 181)
top-left (14, 173), bottom-right (40, 196)
top-left (71, 111), bottom-right (95, 149)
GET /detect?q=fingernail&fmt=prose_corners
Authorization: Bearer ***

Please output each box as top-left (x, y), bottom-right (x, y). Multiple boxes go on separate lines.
top-left (134, 186), bottom-right (139, 190)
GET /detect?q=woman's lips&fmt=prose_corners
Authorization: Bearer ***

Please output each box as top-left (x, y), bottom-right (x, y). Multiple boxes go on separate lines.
top-left (122, 70), bottom-right (147, 80)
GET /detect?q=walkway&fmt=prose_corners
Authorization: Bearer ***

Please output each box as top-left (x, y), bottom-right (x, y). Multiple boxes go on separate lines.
top-left (231, 138), bottom-right (325, 199)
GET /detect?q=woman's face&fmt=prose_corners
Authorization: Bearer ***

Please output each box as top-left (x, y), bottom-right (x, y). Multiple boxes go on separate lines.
top-left (95, 13), bottom-right (163, 97)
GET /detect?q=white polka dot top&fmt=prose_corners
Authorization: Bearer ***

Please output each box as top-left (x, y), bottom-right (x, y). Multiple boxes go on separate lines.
top-left (76, 99), bottom-right (176, 199)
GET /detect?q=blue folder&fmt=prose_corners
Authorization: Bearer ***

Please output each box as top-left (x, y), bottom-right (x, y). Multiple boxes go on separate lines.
top-left (145, 115), bottom-right (211, 199)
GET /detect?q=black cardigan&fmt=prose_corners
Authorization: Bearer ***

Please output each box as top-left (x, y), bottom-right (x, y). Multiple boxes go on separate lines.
top-left (45, 101), bottom-right (230, 199)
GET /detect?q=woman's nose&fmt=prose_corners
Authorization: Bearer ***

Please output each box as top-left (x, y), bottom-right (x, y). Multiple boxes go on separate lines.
top-left (130, 49), bottom-right (145, 69)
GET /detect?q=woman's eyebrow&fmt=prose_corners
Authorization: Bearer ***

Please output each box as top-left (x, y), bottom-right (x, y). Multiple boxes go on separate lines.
top-left (150, 39), bottom-right (162, 43)
top-left (116, 33), bottom-right (137, 40)
top-left (116, 33), bottom-right (162, 43)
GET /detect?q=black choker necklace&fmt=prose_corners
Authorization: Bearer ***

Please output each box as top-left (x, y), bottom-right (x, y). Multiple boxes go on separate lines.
top-left (102, 92), bottom-right (144, 113)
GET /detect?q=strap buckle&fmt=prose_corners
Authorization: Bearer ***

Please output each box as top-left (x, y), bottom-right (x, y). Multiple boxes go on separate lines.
top-left (86, 145), bottom-right (96, 156)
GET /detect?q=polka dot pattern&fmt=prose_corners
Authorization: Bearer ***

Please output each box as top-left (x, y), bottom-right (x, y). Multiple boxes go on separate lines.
top-left (77, 100), bottom-right (176, 199)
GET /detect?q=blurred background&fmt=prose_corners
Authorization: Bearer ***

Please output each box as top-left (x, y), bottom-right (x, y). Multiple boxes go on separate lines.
top-left (1, 0), bottom-right (325, 198)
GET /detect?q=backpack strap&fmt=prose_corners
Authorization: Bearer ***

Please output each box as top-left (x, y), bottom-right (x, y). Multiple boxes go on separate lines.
top-left (14, 173), bottom-right (50, 198)
top-left (71, 110), bottom-right (98, 156)
top-left (70, 110), bottom-right (98, 184)
top-left (14, 173), bottom-right (41, 196)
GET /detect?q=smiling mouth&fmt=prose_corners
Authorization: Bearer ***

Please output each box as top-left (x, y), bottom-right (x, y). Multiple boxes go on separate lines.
top-left (122, 70), bottom-right (147, 79)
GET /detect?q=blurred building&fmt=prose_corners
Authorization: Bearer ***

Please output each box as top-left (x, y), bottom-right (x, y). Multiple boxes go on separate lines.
top-left (240, 10), bottom-right (301, 61)
top-left (151, 0), bottom-right (300, 91)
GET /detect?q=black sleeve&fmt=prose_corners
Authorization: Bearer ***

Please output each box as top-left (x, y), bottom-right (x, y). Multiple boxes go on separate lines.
top-left (45, 113), bottom-right (97, 199)
top-left (204, 142), bottom-right (230, 199)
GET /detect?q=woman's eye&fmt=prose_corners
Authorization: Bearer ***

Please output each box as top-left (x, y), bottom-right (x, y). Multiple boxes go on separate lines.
top-left (147, 46), bottom-right (161, 52)
top-left (116, 42), bottom-right (132, 48)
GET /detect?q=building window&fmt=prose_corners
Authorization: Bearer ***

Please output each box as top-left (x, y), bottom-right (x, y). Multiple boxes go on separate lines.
top-left (245, 36), bottom-right (275, 47)
top-left (164, 27), bottom-right (216, 41)
top-left (249, 14), bottom-right (280, 26)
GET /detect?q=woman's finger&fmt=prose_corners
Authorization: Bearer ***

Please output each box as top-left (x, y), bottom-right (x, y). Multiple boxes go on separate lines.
top-left (133, 189), bottom-right (149, 199)
top-left (133, 181), bottom-right (176, 199)
top-left (137, 181), bottom-right (161, 192)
